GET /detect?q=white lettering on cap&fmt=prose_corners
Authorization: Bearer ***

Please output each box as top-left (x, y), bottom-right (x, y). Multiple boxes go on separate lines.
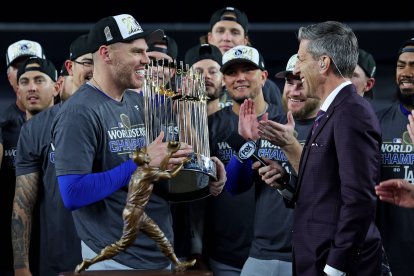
top-left (223, 45), bottom-right (260, 67)
top-left (113, 14), bottom-right (143, 39)
top-left (7, 40), bottom-right (43, 64)
top-left (285, 54), bottom-right (298, 72)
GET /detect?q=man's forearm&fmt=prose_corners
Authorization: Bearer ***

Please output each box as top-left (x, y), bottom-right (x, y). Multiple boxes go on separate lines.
top-left (12, 172), bottom-right (39, 269)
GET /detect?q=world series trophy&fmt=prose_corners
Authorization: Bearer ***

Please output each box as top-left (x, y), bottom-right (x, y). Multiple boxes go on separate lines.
top-left (142, 58), bottom-right (217, 202)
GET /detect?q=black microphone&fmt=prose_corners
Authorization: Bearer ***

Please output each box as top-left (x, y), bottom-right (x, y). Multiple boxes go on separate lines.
top-left (225, 132), bottom-right (267, 166)
top-left (225, 132), bottom-right (295, 200)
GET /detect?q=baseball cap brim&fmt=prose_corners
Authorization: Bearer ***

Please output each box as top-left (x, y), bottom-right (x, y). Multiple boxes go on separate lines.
top-left (275, 70), bottom-right (292, 78)
top-left (221, 58), bottom-right (260, 73)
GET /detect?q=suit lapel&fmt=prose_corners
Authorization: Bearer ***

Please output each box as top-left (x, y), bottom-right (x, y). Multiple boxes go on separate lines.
top-left (295, 85), bottom-right (353, 199)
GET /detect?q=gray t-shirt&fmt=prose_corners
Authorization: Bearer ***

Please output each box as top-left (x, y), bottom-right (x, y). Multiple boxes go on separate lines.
top-left (16, 103), bottom-right (82, 275)
top-left (51, 84), bottom-right (172, 269)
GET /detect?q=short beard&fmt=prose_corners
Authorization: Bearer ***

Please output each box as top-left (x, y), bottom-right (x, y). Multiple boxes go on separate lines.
top-left (398, 92), bottom-right (414, 108)
top-left (233, 97), bottom-right (248, 105)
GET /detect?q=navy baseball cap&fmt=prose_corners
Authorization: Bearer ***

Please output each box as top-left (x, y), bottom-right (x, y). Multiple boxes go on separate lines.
top-left (147, 35), bottom-right (178, 60)
top-left (69, 33), bottom-right (92, 61)
top-left (17, 57), bottom-right (57, 82)
top-left (185, 44), bottom-right (222, 68)
top-left (209, 7), bottom-right (249, 34)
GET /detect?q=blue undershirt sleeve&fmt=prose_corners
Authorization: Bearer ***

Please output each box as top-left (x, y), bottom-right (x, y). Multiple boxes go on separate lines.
top-left (58, 159), bottom-right (138, 211)
top-left (225, 155), bottom-right (254, 195)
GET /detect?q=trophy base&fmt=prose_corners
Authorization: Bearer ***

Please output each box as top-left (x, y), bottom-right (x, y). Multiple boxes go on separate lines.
top-left (154, 153), bottom-right (216, 202)
top-left (59, 270), bottom-right (212, 276)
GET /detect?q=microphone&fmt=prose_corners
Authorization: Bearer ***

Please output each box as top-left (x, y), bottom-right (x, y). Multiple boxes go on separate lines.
top-left (225, 132), bottom-right (267, 166)
top-left (225, 132), bottom-right (295, 200)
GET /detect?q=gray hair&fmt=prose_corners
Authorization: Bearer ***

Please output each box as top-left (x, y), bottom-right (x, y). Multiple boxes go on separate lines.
top-left (297, 21), bottom-right (358, 78)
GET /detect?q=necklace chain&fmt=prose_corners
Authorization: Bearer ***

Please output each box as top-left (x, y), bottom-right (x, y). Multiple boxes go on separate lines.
top-left (92, 77), bottom-right (104, 92)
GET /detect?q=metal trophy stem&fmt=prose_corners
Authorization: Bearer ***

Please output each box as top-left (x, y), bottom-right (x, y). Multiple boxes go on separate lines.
top-left (142, 59), bottom-right (216, 202)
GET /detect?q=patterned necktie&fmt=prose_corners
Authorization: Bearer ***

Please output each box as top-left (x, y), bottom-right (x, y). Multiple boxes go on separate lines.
top-left (311, 110), bottom-right (326, 135)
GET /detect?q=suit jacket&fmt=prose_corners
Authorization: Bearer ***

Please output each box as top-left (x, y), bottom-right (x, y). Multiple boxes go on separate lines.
top-left (291, 84), bottom-right (383, 275)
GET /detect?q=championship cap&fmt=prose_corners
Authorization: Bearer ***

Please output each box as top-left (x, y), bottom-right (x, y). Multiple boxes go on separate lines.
top-left (87, 14), bottom-right (164, 53)
top-left (275, 54), bottom-right (298, 78)
top-left (221, 45), bottom-right (265, 73)
top-left (6, 40), bottom-right (45, 67)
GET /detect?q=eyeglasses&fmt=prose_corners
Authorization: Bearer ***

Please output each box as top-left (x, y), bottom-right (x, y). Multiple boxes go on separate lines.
top-left (73, 60), bottom-right (94, 68)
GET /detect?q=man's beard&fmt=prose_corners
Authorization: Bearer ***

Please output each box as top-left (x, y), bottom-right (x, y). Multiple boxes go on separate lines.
top-left (233, 97), bottom-right (248, 105)
top-left (398, 91), bottom-right (414, 108)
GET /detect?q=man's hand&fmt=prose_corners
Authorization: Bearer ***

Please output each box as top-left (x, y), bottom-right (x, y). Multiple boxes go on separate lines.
top-left (208, 157), bottom-right (226, 196)
top-left (375, 179), bottom-right (414, 208)
top-left (147, 131), bottom-right (193, 169)
top-left (258, 110), bottom-right (296, 147)
top-left (253, 158), bottom-right (286, 189)
top-left (239, 99), bottom-right (268, 141)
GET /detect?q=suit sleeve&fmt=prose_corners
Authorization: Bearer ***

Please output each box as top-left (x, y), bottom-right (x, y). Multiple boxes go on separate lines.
top-left (326, 104), bottom-right (381, 270)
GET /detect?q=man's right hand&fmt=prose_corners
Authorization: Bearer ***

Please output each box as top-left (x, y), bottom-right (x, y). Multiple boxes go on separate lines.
top-left (146, 131), bottom-right (193, 168)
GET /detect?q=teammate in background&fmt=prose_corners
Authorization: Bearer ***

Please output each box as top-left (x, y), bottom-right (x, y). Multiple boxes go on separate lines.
top-left (56, 61), bottom-right (73, 103)
top-left (0, 39), bottom-right (45, 276)
top-left (12, 34), bottom-right (93, 276)
top-left (375, 37), bottom-right (414, 276)
top-left (64, 34), bottom-right (93, 95)
top-left (206, 45), bottom-right (285, 276)
top-left (206, 6), bottom-right (282, 110)
top-left (351, 48), bottom-right (376, 98)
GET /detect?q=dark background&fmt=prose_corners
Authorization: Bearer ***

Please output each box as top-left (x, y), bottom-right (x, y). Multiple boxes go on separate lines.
top-left (1, 1), bottom-right (413, 111)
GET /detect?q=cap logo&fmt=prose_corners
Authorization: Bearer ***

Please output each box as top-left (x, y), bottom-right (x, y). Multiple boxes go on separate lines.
top-left (104, 26), bottom-right (113, 42)
top-left (286, 54), bottom-right (298, 71)
top-left (224, 46), bottom-right (259, 65)
top-left (113, 14), bottom-right (143, 39)
top-left (7, 41), bottom-right (43, 64)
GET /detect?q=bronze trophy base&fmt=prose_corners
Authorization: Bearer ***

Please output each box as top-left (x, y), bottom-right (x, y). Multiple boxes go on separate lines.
top-left (59, 269), bottom-right (212, 276)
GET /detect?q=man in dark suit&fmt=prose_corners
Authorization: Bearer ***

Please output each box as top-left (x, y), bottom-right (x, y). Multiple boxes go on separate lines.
top-left (254, 21), bottom-right (383, 275)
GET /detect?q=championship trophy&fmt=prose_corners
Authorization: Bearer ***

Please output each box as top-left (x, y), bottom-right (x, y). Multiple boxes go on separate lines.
top-left (142, 58), bottom-right (217, 202)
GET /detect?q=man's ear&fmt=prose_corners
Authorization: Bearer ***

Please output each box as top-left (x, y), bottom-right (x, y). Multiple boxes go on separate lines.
top-left (365, 77), bottom-right (375, 92)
